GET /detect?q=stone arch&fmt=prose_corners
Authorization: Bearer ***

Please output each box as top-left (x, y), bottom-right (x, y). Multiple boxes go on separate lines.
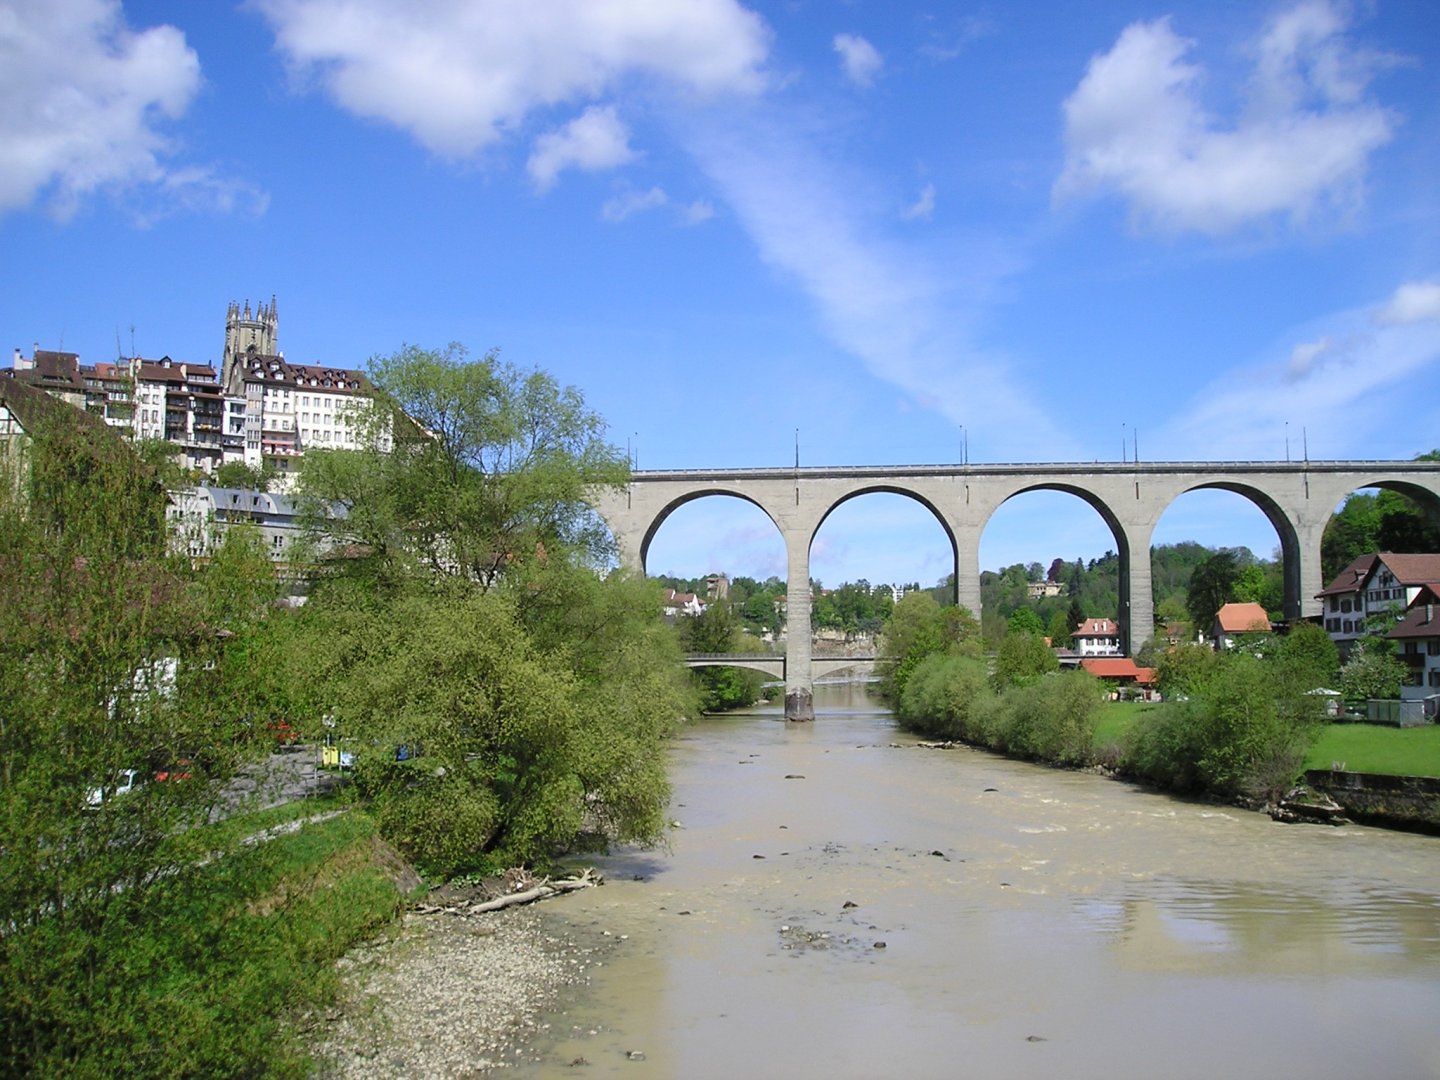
top-left (1168, 481), bottom-right (1302, 619)
top-left (806, 484), bottom-right (960, 601)
top-left (633, 487), bottom-right (785, 574)
top-left (977, 481), bottom-right (1135, 643)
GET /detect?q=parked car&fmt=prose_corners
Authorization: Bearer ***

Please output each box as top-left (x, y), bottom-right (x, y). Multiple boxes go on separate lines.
top-left (153, 759), bottom-right (193, 783)
top-left (86, 768), bottom-right (141, 807)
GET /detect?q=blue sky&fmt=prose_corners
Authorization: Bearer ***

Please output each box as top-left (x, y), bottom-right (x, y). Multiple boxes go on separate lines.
top-left (3, 0), bottom-right (1438, 590)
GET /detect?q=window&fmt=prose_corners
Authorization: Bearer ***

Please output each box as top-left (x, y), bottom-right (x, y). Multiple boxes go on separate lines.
top-left (1429, 640), bottom-right (1440, 656)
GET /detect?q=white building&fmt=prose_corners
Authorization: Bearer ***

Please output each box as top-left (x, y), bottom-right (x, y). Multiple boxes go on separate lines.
top-left (1388, 585), bottom-right (1440, 705)
top-left (1072, 617), bottom-right (1122, 657)
top-left (219, 298), bottom-right (373, 483)
top-left (1317, 553), bottom-right (1440, 656)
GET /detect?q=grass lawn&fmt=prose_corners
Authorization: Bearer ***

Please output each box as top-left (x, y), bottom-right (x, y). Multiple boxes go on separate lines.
top-left (1304, 723), bottom-right (1440, 778)
top-left (1092, 699), bottom-right (1160, 749)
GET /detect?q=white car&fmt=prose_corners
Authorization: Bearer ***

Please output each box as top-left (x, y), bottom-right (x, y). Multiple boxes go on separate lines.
top-left (86, 768), bottom-right (141, 807)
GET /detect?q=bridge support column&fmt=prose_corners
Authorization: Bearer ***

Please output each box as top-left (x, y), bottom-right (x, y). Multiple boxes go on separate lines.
top-left (1118, 520), bottom-right (1156, 657)
top-left (953, 526), bottom-right (983, 622)
top-left (783, 525), bottom-right (813, 721)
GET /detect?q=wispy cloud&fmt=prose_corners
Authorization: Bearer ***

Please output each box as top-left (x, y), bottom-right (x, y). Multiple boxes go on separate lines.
top-left (528, 105), bottom-right (635, 191)
top-left (1159, 280), bottom-right (1440, 457)
top-left (680, 106), bottom-right (1058, 458)
top-left (0, 0), bottom-right (205, 219)
top-left (602, 185), bottom-right (667, 222)
top-left (1376, 280), bottom-right (1440, 325)
top-left (1055, 1), bottom-right (1398, 234)
top-left (902, 182), bottom-right (936, 221)
top-left (833, 33), bottom-right (883, 88)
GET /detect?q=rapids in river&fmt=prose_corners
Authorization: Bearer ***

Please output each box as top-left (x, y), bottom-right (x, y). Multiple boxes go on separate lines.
top-left (522, 682), bottom-right (1440, 1079)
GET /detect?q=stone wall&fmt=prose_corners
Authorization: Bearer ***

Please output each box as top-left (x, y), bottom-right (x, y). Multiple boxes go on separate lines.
top-left (1304, 769), bottom-right (1440, 835)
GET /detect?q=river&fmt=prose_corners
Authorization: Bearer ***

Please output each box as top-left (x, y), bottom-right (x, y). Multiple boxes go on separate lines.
top-left (520, 682), bottom-right (1440, 1079)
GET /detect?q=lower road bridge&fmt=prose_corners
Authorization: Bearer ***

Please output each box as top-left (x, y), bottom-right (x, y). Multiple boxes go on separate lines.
top-left (685, 654), bottom-right (876, 681)
top-left (597, 460), bottom-right (1440, 721)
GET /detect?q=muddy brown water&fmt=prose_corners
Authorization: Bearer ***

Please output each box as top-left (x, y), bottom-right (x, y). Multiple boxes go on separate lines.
top-left (520, 683), bottom-right (1440, 1079)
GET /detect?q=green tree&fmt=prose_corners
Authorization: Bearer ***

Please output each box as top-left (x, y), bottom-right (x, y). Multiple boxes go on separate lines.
top-left (0, 406), bottom-right (280, 1074)
top-left (291, 345), bottom-right (679, 873)
top-left (299, 342), bottom-right (629, 586)
top-left (876, 592), bottom-right (979, 706)
top-left (679, 601), bottom-right (765, 711)
top-left (1046, 609), bottom-right (1072, 648)
top-left (992, 629), bottom-right (1058, 690)
top-left (1187, 549), bottom-right (1240, 635)
top-left (1339, 639), bottom-right (1408, 702)
top-left (1008, 608), bottom-right (1045, 636)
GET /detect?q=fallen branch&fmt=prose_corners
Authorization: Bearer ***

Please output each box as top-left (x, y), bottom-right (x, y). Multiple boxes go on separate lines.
top-left (415, 867), bottom-right (603, 916)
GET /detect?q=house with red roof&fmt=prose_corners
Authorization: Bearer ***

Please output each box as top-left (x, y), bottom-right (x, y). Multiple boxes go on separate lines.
top-left (1212, 602), bottom-right (1271, 649)
top-left (1072, 617), bottom-right (1122, 657)
top-left (1079, 657), bottom-right (1157, 698)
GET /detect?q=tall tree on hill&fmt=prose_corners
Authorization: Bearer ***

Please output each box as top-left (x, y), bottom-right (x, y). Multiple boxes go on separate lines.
top-left (1187, 549), bottom-right (1241, 636)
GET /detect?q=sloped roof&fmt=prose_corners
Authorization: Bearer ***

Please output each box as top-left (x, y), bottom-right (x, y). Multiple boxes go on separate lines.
top-left (1074, 617), bottom-right (1118, 637)
top-left (1215, 601), bottom-right (1270, 633)
top-left (1080, 658), bottom-right (1156, 684)
top-left (1375, 553), bottom-right (1440, 586)
top-left (1316, 554), bottom-right (1378, 597)
top-left (1388, 585), bottom-right (1440, 640)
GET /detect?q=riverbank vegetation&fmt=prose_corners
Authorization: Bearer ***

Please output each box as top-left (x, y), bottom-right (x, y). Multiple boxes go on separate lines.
top-left (1, 349), bottom-right (693, 1075)
top-left (879, 595), bottom-right (1372, 802)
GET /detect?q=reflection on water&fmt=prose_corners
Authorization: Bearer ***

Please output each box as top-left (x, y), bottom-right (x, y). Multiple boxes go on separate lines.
top-left (521, 683), bottom-right (1440, 1080)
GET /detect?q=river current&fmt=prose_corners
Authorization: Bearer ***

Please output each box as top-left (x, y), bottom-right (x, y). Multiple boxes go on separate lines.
top-left (522, 682), bottom-right (1440, 1079)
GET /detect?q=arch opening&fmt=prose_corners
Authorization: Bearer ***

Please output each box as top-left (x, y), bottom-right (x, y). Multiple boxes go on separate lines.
top-left (1150, 488), bottom-right (1289, 647)
top-left (978, 488), bottom-right (1126, 649)
top-left (808, 490), bottom-right (956, 651)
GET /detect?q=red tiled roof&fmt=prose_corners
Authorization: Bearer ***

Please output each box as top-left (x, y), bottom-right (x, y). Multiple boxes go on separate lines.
top-left (1080, 658), bottom-right (1156, 684)
top-left (1074, 617), bottom-right (1118, 637)
top-left (1215, 602), bottom-right (1270, 633)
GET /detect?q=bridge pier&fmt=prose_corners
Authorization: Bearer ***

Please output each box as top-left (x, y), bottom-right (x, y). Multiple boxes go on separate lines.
top-left (783, 520), bottom-right (815, 721)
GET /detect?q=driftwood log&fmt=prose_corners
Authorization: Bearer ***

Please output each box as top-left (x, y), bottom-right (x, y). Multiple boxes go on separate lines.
top-left (415, 867), bottom-right (603, 916)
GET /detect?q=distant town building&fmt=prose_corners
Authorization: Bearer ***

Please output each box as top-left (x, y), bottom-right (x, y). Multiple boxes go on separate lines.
top-left (1072, 617), bottom-right (1122, 657)
top-left (704, 573), bottom-right (729, 601)
top-left (219, 297), bottom-right (373, 483)
top-left (5, 295), bottom-right (374, 485)
top-left (1026, 580), bottom-right (1063, 599)
top-left (660, 588), bottom-right (706, 619)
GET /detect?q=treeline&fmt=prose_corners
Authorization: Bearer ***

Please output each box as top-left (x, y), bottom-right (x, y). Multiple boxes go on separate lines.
top-left (877, 592), bottom-right (1346, 802)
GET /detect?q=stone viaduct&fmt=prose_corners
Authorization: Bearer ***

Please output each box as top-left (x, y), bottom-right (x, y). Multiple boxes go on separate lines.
top-left (593, 460), bottom-right (1440, 721)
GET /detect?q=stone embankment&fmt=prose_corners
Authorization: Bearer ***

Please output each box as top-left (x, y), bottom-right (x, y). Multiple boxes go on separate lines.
top-left (1304, 769), bottom-right (1440, 834)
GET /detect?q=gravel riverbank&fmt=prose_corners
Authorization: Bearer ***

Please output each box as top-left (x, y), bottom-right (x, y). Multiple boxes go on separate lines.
top-left (312, 900), bottom-right (619, 1077)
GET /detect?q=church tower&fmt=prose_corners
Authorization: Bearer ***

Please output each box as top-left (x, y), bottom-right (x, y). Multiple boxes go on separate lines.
top-left (223, 296), bottom-right (278, 368)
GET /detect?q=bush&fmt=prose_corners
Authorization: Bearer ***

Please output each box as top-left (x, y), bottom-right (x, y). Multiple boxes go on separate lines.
top-left (897, 653), bottom-right (991, 740)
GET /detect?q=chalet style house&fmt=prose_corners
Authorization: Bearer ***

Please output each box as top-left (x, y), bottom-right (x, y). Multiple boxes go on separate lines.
top-left (1316, 553), bottom-right (1440, 657)
top-left (1072, 617), bottom-right (1122, 657)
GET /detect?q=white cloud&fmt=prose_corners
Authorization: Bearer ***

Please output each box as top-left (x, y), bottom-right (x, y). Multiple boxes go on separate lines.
top-left (1159, 288), bottom-right (1440, 457)
top-left (1376, 280), bottom-right (1440, 325)
top-left (833, 33), bottom-right (882, 88)
top-left (681, 198), bottom-right (716, 225)
top-left (1284, 335), bottom-right (1336, 381)
top-left (682, 107), bottom-right (1059, 460)
top-left (902, 182), bottom-right (935, 221)
top-left (255, 0), bottom-right (770, 159)
top-left (0, 0), bottom-right (202, 217)
top-left (602, 185), bottom-right (667, 223)
top-left (1055, 2), bottom-right (1396, 233)
top-left (528, 105), bottom-right (634, 190)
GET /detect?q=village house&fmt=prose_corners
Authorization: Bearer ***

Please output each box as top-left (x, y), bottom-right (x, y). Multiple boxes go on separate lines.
top-left (1212, 601), bottom-right (1271, 649)
top-left (660, 588), bottom-right (706, 620)
top-left (1317, 553), bottom-right (1440, 657)
top-left (1387, 584), bottom-right (1440, 708)
top-left (1072, 617), bottom-right (1123, 657)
